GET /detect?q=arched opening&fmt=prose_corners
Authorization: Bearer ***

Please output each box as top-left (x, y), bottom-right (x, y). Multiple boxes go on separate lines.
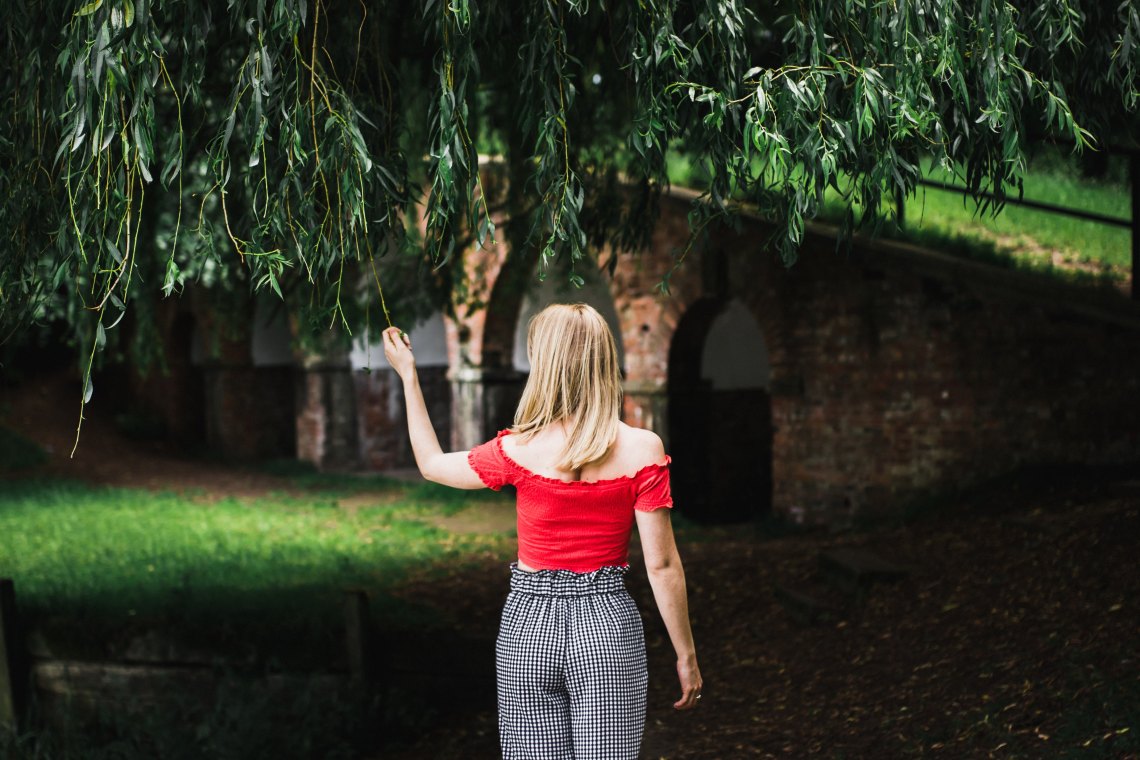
top-left (164, 308), bottom-right (207, 446)
top-left (349, 311), bottom-right (450, 371)
top-left (511, 269), bottom-right (624, 373)
top-left (668, 297), bottom-right (772, 523)
top-left (488, 265), bottom-right (624, 438)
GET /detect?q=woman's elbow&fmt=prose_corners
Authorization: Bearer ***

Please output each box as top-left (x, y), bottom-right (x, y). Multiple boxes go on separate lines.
top-left (418, 456), bottom-right (447, 484)
top-left (644, 552), bottom-right (681, 576)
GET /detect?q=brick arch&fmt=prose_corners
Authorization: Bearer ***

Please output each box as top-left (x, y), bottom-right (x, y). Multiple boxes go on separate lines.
top-left (511, 265), bottom-right (626, 373)
top-left (667, 295), bottom-right (774, 523)
top-left (480, 245), bottom-right (540, 371)
top-left (446, 185), bottom-right (1140, 530)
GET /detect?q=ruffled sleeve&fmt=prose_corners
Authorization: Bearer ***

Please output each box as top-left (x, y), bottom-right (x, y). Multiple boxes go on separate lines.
top-left (467, 430), bottom-right (513, 491)
top-left (633, 455), bottom-right (673, 511)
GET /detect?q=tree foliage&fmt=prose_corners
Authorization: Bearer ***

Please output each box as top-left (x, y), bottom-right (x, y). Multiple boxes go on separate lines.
top-left (1, 0), bottom-right (1137, 376)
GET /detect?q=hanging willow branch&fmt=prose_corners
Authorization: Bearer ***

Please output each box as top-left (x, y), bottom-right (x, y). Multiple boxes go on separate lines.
top-left (0, 0), bottom-right (1137, 444)
top-left (422, 0), bottom-right (494, 267)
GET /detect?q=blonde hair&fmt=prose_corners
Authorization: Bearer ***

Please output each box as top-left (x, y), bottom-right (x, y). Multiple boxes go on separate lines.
top-left (512, 303), bottom-right (623, 471)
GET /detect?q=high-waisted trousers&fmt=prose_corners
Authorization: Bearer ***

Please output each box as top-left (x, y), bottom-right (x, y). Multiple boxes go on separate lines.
top-left (495, 563), bottom-right (648, 760)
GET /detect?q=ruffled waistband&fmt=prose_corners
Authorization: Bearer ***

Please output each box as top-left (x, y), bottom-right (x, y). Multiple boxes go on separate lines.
top-left (508, 562), bottom-right (630, 596)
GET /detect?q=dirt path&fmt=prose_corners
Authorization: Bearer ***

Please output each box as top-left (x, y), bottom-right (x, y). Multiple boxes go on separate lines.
top-left (383, 477), bottom-right (1140, 759)
top-left (2, 370), bottom-right (299, 497)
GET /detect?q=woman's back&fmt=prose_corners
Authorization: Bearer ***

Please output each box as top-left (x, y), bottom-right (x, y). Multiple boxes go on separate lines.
top-left (467, 422), bottom-right (672, 573)
top-left (500, 421), bottom-right (665, 484)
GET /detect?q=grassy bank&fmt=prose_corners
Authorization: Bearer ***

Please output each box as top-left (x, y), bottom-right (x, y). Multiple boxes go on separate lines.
top-left (668, 146), bottom-right (1132, 285)
top-left (0, 476), bottom-right (514, 660)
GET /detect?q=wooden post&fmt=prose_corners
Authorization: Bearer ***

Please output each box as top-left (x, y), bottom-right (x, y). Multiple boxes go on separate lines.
top-left (1131, 153), bottom-right (1138, 301)
top-left (343, 590), bottom-right (371, 682)
top-left (0, 579), bottom-right (25, 735)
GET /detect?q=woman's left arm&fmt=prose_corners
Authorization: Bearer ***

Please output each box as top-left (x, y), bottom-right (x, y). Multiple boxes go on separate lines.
top-left (383, 327), bottom-right (486, 489)
top-left (635, 507), bottom-right (703, 710)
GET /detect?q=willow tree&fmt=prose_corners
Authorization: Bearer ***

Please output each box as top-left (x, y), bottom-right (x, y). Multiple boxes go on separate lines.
top-left (2, 1), bottom-right (1138, 397)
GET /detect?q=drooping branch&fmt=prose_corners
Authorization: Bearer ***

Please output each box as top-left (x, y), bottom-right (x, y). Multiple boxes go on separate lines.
top-left (0, 0), bottom-right (1137, 362)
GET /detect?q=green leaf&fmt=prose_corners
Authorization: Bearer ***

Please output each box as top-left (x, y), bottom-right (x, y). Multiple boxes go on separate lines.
top-left (162, 258), bottom-right (181, 297)
top-left (105, 240), bottom-right (123, 264)
top-left (75, 0), bottom-right (104, 17)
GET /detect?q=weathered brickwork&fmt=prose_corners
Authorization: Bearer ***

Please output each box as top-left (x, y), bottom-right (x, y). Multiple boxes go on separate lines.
top-left (126, 288), bottom-right (291, 463)
top-left (140, 185), bottom-right (1140, 527)
top-left (601, 190), bottom-right (1140, 526)
top-left (202, 366), bottom-right (294, 460)
top-left (355, 366), bottom-right (450, 470)
top-left (295, 365), bottom-right (358, 470)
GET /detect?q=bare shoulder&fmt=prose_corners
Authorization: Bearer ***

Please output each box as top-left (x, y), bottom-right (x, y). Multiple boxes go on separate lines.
top-left (616, 423), bottom-right (666, 468)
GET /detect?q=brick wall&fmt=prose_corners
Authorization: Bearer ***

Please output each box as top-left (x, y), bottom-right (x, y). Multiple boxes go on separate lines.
top-left (204, 366), bottom-right (295, 460)
top-left (355, 366), bottom-right (450, 470)
top-left (149, 188), bottom-right (1140, 527)
top-left (608, 190), bottom-right (1140, 526)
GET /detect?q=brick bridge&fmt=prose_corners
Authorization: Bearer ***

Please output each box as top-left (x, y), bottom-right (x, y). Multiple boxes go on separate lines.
top-left (135, 188), bottom-right (1140, 528)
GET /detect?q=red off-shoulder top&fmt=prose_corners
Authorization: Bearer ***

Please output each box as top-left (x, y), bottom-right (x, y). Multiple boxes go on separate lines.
top-left (467, 429), bottom-right (673, 573)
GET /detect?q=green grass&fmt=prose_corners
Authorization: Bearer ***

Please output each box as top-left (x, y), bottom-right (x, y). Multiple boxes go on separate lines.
top-left (667, 147), bottom-right (1132, 284)
top-left (900, 158), bottom-right (1130, 269)
top-left (0, 477), bottom-right (513, 661)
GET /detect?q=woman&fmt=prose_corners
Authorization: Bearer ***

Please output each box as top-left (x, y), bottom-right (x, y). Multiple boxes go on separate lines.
top-left (382, 303), bottom-right (701, 760)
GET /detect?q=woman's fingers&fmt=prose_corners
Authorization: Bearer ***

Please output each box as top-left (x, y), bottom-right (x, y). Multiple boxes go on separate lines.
top-left (381, 327), bottom-right (416, 380)
top-left (673, 685), bottom-right (700, 709)
top-left (383, 326), bottom-right (411, 351)
top-left (673, 672), bottom-right (703, 710)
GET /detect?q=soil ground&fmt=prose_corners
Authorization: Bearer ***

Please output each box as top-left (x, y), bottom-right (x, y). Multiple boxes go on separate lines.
top-left (382, 478), bottom-right (1139, 759)
top-left (2, 371), bottom-right (1138, 759)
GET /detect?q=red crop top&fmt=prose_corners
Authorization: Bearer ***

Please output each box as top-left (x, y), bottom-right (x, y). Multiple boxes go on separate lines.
top-left (467, 429), bottom-right (673, 573)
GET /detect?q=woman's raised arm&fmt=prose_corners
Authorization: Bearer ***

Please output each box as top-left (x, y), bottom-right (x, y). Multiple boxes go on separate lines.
top-left (382, 326), bottom-right (486, 490)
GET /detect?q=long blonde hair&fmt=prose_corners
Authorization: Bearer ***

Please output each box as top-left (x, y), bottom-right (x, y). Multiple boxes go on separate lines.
top-left (512, 303), bottom-right (623, 471)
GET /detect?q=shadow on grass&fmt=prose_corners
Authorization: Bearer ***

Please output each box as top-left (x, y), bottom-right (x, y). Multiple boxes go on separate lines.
top-left (0, 476), bottom-right (512, 669)
top-left (0, 473), bottom-right (511, 758)
top-left (259, 457), bottom-right (508, 514)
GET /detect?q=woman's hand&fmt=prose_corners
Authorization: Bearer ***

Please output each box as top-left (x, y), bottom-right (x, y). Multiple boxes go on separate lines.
top-left (382, 326), bottom-right (415, 381)
top-left (382, 324), bottom-right (485, 489)
top-left (674, 653), bottom-right (703, 710)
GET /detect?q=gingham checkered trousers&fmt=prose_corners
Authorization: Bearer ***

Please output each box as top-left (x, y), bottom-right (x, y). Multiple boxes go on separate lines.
top-left (496, 563), bottom-right (648, 759)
